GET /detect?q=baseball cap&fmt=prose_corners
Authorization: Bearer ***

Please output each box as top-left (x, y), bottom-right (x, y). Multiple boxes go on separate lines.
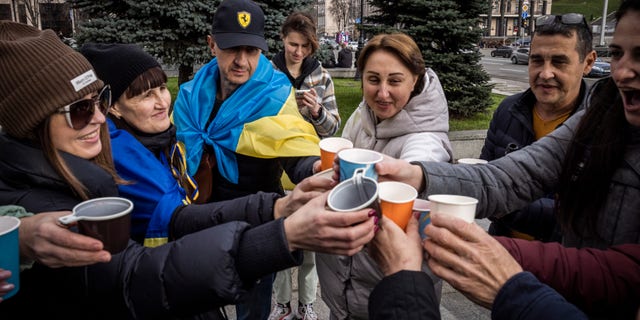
top-left (211, 0), bottom-right (268, 52)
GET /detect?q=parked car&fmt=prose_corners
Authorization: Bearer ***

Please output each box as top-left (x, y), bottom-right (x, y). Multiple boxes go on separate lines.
top-left (510, 47), bottom-right (529, 65)
top-left (586, 58), bottom-right (611, 78)
top-left (320, 37), bottom-right (339, 50)
top-left (490, 46), bottom-right (513, 58)
top-left (348, 41), bottom-right (359, 51)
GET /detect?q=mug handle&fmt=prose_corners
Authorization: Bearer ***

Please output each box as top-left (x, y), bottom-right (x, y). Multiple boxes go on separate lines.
top-left (352, 168), bottom-right (383, 225)
top-left (58, 214), bottom-right (80, 226)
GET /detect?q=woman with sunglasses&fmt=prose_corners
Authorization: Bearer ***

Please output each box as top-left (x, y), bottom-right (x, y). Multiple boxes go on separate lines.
top-left (80, 43), bottom-right (327, 249)
top-left (0, 21), bottom-right (376, 319)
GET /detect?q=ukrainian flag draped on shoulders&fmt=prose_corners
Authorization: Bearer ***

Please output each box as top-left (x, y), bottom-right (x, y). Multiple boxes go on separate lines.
top-left (173, 54), bottom-right (320, 184)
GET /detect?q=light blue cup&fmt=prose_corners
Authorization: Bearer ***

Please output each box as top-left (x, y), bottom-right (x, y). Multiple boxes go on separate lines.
top-left (0, 216), bottom-right (20, 299)
top-left (338, 148), bottom-right (383, 182)
top-left (414, 199), bottom-right (431, 239)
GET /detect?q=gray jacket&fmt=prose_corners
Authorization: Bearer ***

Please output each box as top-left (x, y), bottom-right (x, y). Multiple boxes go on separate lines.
top-left (420, 109), bottom-right (640, 248)
top-left (316, 68), bottom-right (451, 319)
top-left (342, 68), bottom-right (453, 163)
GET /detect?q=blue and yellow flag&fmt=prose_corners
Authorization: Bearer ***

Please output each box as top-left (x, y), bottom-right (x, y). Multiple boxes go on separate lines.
top-left (172, 54), bottom-right (320, 184)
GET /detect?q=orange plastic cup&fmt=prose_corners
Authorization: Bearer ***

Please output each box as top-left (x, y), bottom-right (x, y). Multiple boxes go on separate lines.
top-left (319, 137), bottom-right (353, 171)
top-left (378, 181), bottom-right (418, 230)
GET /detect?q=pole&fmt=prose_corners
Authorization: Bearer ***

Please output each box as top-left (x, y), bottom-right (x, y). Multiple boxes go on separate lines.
top-left (528, 0), bottom-right (536, 37)
top-left (354, 0), bottom-right (364, 80)
top-left (486, 0), bottom-right (494, 36)
top-left (600, 0), bottom-right (608, 46)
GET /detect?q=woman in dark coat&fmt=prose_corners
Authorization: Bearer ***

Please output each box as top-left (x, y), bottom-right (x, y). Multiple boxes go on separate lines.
top-left (0, 21), bottom-right (376, 319)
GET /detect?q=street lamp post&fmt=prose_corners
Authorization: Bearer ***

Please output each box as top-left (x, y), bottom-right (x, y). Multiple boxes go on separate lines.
top-left (354, 0), bottom-right (364, 80)
top-left (600, 0), bottom-right (609, 46)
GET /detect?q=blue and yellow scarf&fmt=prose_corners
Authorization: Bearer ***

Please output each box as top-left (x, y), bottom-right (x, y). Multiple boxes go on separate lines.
top-left (172, 54), bottom-right (320, 184)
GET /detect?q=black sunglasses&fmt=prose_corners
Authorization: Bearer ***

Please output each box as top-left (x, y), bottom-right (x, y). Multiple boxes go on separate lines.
top-left (56, 85), bottom-right (111, 130)
top-left (535, 13), bottom-right (587, 28)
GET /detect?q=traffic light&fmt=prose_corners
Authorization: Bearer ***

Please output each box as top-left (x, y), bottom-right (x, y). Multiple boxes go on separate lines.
top-left (522, 18), bottom-right (529, 28)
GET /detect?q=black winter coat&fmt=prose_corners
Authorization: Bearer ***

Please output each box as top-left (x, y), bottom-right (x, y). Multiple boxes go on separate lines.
top-left (0, 133), bottom-right (302, 319)
top-left (210, 153), bottom-right (318, 201)
top-left (479, 82), bottom-right (588, 239)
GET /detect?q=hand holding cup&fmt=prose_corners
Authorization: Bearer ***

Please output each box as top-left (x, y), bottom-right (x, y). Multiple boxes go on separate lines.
top-left (58, 197), bottom-right (133, 254)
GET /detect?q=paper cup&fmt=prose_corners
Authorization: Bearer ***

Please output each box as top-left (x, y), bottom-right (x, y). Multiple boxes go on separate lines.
top-left (327, 170), bottom-right (378, 212)
top-left (59, 197), bottom-right (133, 254)
top-left (0, 216), bottom-right (20, 300)
top-left (456, 158), bottom-right (488, 165)
top-left (319, 137), bottom-right (353, 171)
top-left (378, 181), bottom-right (417, 230)
top-left (338, 148), bottom-right (383, 181)
top-left (428, 194), bottom-right (478, 223)
top-left (413, 199), bottom-right (431, 239)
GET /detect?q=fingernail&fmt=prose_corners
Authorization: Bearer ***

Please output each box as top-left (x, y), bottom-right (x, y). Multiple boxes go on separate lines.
top-left (373, 216), bottom-right (379, 225)
top-left (368, 210), bottom-right (377, 217)
top-left (0, 283), bottom-right (14, 291)
top-left (374, 225), bottom-right (380, 233)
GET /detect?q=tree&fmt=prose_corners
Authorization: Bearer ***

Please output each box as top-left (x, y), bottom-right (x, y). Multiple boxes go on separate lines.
top-left (329, 0), bottom-right (351, 32)
top-left (364, 0), bottom-right (493, 117)
top-left (70, 0), bottom-right (214, 85)
top-left (70, 0), bottom-right (312, 85)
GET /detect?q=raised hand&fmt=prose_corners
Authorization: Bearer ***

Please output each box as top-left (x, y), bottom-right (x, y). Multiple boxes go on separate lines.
top-left (274, 175), bottom-right (337, 219)
top-left (368, 215), bottom-right (423, 276)
top-left (423, 213), bottom-right (523, 308)
top-left (19, 212), bottom-right (111, 268)
top-left (284, 192), bottom-right (376, 256)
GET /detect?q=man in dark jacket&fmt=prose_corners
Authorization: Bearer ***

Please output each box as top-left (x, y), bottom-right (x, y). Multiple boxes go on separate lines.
top-left (480, 13), bottom-right (596, 241)
top-left (172, 0), bottom-right (323, 319)
top-left (337, 42), bottom-right (353, 68)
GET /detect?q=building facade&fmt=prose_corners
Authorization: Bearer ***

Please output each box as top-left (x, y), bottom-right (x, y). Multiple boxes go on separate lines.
top-left (480, 0), bottom-right (553, 38)
top-left (0, 0), bottom-right (74, 36)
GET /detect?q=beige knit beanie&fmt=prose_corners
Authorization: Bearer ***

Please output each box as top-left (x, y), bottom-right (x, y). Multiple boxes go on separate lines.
top-left (0, 20), bottom-right (103, 139)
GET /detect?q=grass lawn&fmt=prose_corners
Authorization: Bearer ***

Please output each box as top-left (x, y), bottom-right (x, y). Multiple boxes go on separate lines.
top-left (551, 0), bottom-right (621, 21)
top-left (331, 78), bottom-right (503, 133)
top-left (168, 77), bottom-right (504, 133)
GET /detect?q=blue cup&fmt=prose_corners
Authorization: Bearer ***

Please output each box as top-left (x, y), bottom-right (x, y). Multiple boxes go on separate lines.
top-left (338, 148), bottom-right (383, 182)
top-left (0, 216), bottom-right (20, 300)
top-left (413, 199), bottom-right (431, 239)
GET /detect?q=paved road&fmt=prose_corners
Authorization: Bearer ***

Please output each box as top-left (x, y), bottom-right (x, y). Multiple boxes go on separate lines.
top-left (480, 47), bottom-right (600, 95)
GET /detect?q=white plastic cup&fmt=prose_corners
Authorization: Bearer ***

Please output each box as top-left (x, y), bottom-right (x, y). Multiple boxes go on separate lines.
top-left (456, 158), bottom-right (488, 165)
top-left (427, 194), bottom-right (478, 223)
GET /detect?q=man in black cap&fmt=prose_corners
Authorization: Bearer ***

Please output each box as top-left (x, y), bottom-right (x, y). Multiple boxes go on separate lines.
top-left (172, 0), bottom-right (324, 319)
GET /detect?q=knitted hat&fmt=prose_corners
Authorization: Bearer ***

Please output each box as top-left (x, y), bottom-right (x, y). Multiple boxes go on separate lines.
top-left (80, 43), bottom-right (161, 102)
top-left (211, 0), bottom-right (268, 51)
top-left (0, 21), bottom-right (103, 139)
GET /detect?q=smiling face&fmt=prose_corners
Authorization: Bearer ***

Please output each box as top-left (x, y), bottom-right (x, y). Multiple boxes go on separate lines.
top-left (528, 32), bottom-right (595, 111)
top-left (111, 85), bottom-right (172, 134)
top-left (610, 9), bottom-right (640, 127)
top-left (362, 50), bottom-right (418, 120)
top-left (283, 31), bottom-right (311, 66)
top-left (50, 92), bottom-right (105, 159)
